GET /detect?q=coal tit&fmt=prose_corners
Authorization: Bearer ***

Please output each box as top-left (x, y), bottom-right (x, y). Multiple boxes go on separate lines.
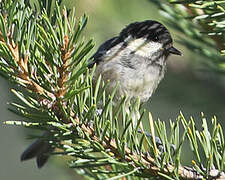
top-left (89, 20), bottom-right (181, 104)
top-left (21, 20), bottom-right (182, 168)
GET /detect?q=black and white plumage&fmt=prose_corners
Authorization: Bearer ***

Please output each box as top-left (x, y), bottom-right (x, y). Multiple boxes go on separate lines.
top-left (20, 20), bottom-right (181, 168)
top-left (90, 20), bottom-right (181, 103)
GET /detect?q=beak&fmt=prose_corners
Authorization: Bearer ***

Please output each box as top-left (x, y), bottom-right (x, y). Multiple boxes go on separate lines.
top-left (168, 46), bottom-right (182, 56)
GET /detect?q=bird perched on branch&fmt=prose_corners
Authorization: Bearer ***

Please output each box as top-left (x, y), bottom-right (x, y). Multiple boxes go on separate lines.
top-left (89, 20), bottom-right (182, 124)
top-left (21, 20), bottom-right (182, 168)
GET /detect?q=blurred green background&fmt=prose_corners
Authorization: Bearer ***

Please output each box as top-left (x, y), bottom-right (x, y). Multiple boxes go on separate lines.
top-left (1, 0), bottom-right (225, 179)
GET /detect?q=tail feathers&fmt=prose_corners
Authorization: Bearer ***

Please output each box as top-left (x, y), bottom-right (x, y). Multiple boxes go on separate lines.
top-left (21, 139), bottom-right (53, 168)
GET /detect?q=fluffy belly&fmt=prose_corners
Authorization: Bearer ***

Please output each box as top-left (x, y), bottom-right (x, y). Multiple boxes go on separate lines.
top-left (95, 62), bottom-right (164, 103)
top-left (121, 66), bottom-right (163, 102)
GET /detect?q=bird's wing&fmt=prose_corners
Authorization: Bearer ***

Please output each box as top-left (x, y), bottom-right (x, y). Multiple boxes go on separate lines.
top-left (88, 37), bottom-right (120, 68)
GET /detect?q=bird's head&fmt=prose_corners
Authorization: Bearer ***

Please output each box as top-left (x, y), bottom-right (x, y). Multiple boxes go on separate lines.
top-left (119, 20), bottom-right (182, 58)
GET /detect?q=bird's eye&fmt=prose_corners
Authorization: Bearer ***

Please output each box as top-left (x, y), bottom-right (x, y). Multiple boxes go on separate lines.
top-left (153, 36), bottom-right (159, 41)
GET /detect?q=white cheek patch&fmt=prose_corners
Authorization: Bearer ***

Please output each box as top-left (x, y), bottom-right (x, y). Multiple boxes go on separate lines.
top-left (125, 37), bottom-right (163, 57)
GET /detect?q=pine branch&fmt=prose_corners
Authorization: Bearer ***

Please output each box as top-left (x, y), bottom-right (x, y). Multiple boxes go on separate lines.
top-left (149, 0), bottom-right (225, 73)
top-left (1, 0), bottom-right (225, 179)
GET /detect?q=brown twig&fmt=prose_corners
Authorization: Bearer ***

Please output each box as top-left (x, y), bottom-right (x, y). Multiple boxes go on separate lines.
top-left (1, 9), bottom-right (224, 179)
top-left (73, 117), bottom-right (225, 179)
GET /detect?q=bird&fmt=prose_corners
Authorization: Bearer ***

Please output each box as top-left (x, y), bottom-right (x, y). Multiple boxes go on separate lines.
top-left (89, 20), bottom-right (181, 103)
top-left (89, 20), bottom-right (181, 125)
top-left (21, 20), bottom-right (182, 168)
